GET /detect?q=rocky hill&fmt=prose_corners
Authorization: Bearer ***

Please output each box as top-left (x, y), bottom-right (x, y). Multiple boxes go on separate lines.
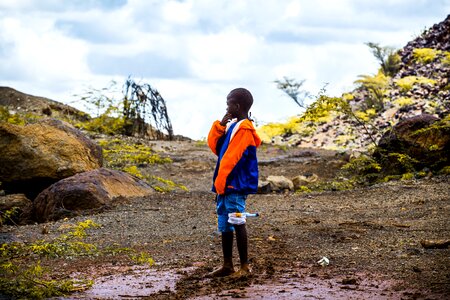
top-left (260, 14), bottom-right (449, 151)
top-left (0, 86), bottom-right (89, 122)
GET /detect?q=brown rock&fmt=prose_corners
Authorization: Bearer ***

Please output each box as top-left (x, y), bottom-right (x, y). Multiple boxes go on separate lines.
top-left (374, 114), bottom-right (450, 172)
top-left (0, 119), bottom-right (103, 198)
top-left (0, 194), bottom-right (33, 225)
top-left (33, 168), bottom-right (153, 222)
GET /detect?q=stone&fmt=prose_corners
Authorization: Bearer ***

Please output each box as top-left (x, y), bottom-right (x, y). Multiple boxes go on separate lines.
top-left (292, 174), bottom-right (319, 189)
top-left (33, 168), bottom-right (153, 223)
top-left (266, 175), bottom-right (294, 192)
top-left (257, 180), bottom-right (272, 194)
top-left (373, 114), bottom-right (450, 173)
top-left (0, 119), bottom-right (103, 199)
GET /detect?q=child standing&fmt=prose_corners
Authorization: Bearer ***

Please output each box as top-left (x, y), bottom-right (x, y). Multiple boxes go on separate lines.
top-left (207, 88), bottom-right (261, 278)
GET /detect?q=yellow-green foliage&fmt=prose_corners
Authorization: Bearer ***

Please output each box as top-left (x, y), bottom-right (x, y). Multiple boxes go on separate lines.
top-left (354, 71), bottom-right (389, 110)
top-left (100, 139), bottom-right (172, 168)
top-left (0, 220), bottom-right (155, 299)
top-left (442, 51), bottom-right (450, 65)
top-left (0, 107), bottom-right (42, 125)
top-left (393, 97), bottom-right (414, 107)
top-left (150, 175), bottom-right (189, 193)
top-left (340, 155), bottom-right (382, 184)
top-left (354, 108), bottom-right (377, 122)
top-left (295, 185), bottom-right (312, 194)
top-left (401, 172), bottom-right (414, 181)
top-left (257, 116), bottom-right (316, 143)
top-left (440, 166), bottom-right (450, 175)
top-left (75, 115), bottom-right (126, 135)
top-left (342, 93), bottom-right (354, 101)
top-left (395, 76), bottom-right (437, 92)
top-left (0, 207), bottom-right (19, 225)
top-left (334, 135), bottom-right (355, 146)
top-left (412, 48), bottom-right (441, 64)
top-left (99, 139), bottom-right (188, 192)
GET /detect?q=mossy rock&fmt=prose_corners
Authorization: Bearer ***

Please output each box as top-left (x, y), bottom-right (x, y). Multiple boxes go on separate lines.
top-left (373, 114), bottom-right (450, 173)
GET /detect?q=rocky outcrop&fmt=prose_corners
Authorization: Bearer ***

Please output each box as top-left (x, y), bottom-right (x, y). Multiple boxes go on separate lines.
top-left (374, 114), bottom-right (450, 173)
top-left (33, 168), bottom-right (153, 223)
top-left (264, 15), bottom-right (450, 152)
top-left (0, 119), bottom-right (103, 198)
top-left (0, 86), bottom-right (89, 121)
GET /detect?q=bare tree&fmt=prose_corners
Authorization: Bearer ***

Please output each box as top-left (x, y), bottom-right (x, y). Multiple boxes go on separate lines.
top-left (123, 78), bottom-right (173, 140)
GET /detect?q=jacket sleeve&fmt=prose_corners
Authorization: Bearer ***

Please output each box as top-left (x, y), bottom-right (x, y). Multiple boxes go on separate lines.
top-left (207, 121), bottom-right (226, 156)
top-left (214, 129), bottom-right (257, 195)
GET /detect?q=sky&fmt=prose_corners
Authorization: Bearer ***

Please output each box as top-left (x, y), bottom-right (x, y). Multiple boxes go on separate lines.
top-left (1, 0), bottom-right (449, 140)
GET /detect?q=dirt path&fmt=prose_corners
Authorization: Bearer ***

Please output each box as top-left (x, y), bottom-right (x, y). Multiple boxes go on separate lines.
top-left (2, 142), bottom-right (449, 299)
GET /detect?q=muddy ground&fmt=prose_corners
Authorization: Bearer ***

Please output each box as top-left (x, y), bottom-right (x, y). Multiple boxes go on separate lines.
top-left (2, 141), bottom-right (449, 299)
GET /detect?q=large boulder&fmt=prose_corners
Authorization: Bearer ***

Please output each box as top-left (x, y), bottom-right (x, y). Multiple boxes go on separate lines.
top-left (33, 168), bottom-right (153, 223)
top-left (0, 119), bottom-right (103, 198)
top-left (374, 114), bottom-right (450, 173)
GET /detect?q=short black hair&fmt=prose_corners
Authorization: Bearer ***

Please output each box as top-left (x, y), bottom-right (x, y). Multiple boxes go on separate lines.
top-left (228, 88), bottom-right (253, 112)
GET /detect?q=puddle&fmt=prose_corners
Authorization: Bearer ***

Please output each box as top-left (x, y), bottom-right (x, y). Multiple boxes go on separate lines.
top-left (60, 267), bottom-right (438, 300)
top-left (65, 266), bottom-right (183, 299)
top-left (194, 273), bottom-right (429, 300)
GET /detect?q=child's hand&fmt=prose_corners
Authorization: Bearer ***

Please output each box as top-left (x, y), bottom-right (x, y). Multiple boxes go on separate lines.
top-left (220, 112), bottom-right (233, 126)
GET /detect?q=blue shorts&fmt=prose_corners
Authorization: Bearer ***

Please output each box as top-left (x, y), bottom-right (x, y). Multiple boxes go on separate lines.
top-left (216, 193), bottom-right (247, 232)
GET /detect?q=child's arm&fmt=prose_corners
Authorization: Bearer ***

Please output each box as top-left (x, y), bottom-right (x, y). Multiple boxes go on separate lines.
top-left (207, 113), bottom-right (233, 155)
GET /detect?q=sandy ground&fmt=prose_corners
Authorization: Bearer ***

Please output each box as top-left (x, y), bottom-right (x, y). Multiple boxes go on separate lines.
top-left (2, 141), bottom-right (449, 299)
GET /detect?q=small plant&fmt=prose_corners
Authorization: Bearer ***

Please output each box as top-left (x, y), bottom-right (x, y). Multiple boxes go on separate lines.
top-left (0, 207), bottom-right (19, 225)
top-left (354, 71), bottom-right (389, 111)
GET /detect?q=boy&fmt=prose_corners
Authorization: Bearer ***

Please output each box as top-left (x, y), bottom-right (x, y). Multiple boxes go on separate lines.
top-left (207, 88), bottom-right (261, 278)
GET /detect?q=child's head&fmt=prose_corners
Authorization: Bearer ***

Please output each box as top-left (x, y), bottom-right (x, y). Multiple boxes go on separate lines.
top-left (226, 88), bottom-right (253, 118)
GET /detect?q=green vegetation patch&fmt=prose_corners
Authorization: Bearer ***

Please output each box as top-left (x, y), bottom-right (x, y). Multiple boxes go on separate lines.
top-left (99, 139), bottom-right (172, 168)
top-left (412, 48), bottom-right (441, 64)
top-left (395, 76), bottom-right (437, 92)
top-left (393, 97), bottom-right (414, 107)
top-left (98, 139), bottom-right (187, 192)
top-left (0, 220), bottom-right (154, 299)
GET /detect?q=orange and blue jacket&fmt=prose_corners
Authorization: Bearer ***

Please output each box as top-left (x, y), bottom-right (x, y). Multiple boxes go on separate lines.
top-left (208, 119), bottom-right (261, 195)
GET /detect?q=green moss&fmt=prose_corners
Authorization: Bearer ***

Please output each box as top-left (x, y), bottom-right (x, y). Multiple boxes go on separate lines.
top-left (395, 76), bottom-right (437, 92)
top-left (412, 48), bottom-right (441, 64)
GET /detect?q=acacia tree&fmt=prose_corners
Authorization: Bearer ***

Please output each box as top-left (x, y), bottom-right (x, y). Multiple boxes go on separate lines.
top-left (274, 77), bottom-right (311, 109)
top-left (123, 78), bottom-right (173, 140)
top-left (365, 42), bottom-right (400, 77)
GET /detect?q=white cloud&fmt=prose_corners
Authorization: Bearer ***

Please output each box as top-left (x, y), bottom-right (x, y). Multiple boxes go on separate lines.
top-left (0, 0), bottom-right (449, 139)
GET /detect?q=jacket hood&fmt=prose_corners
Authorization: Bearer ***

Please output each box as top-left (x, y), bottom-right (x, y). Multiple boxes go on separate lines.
top-left (238, 119), bottom-right (262, 147)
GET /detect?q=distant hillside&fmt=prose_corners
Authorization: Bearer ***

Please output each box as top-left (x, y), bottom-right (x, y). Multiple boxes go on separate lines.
top-left (0, 86), bottom-right (89, 121)
top-left (258, 14), bottom-right (449, 151)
